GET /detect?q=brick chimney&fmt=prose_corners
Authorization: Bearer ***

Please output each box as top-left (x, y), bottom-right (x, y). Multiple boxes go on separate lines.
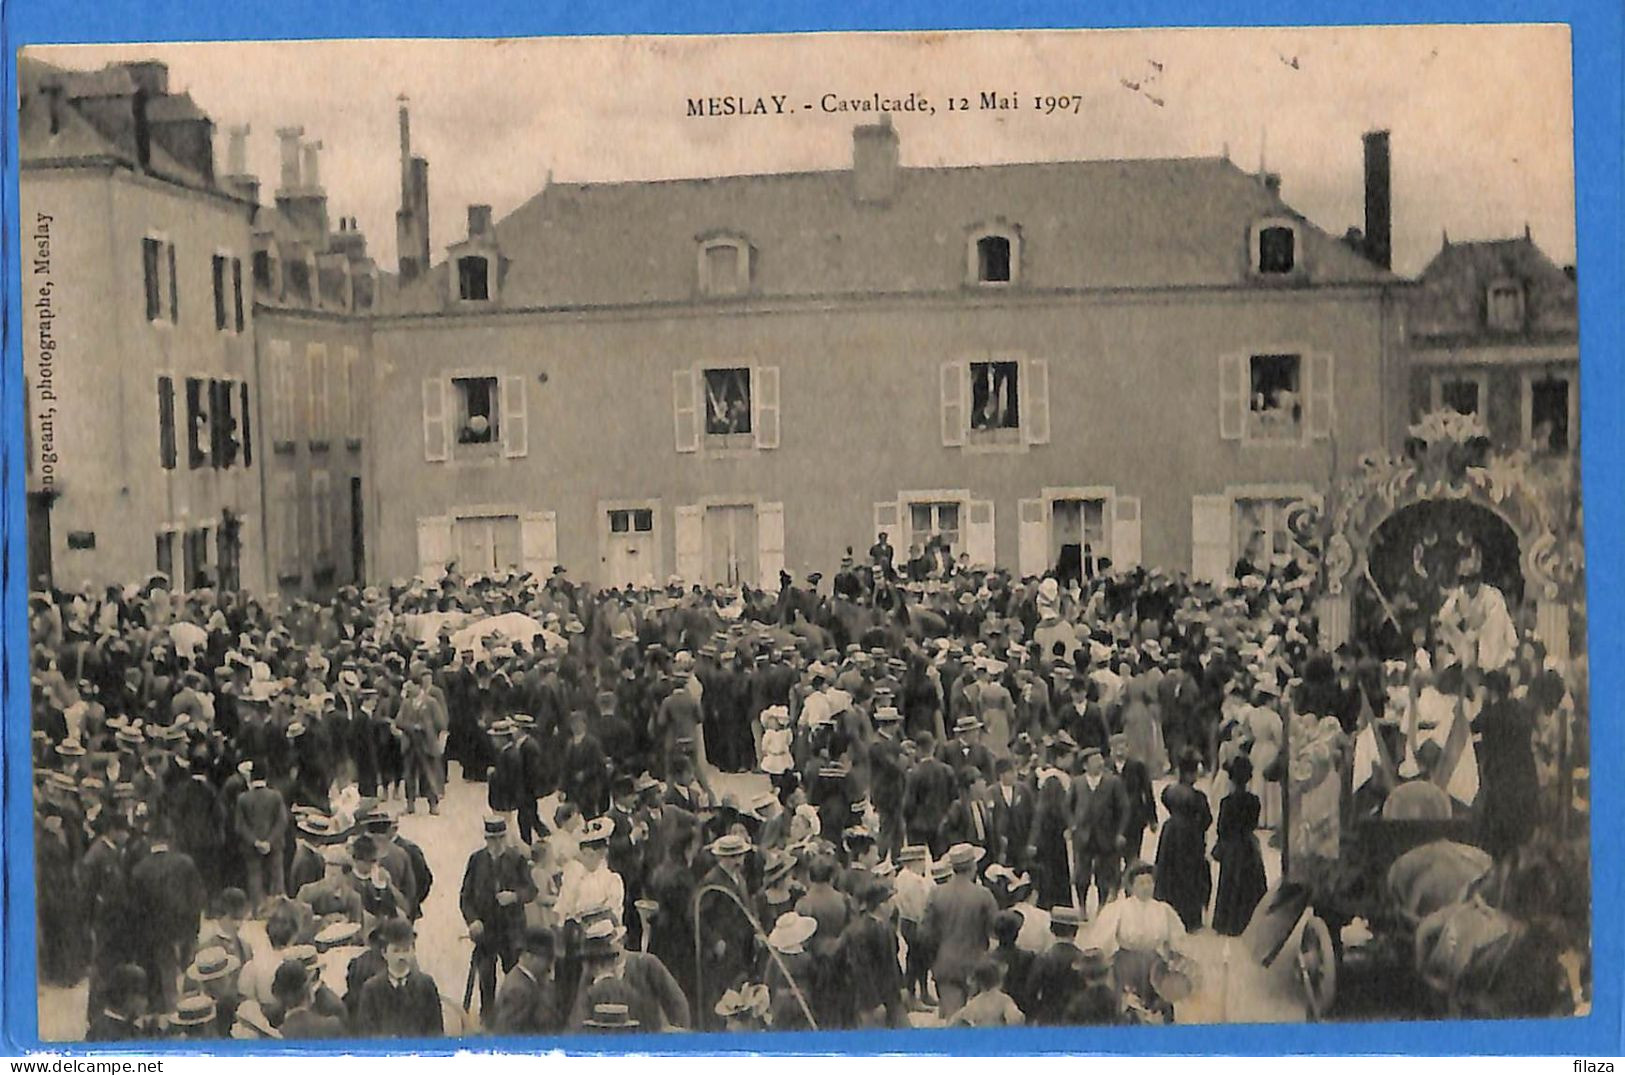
top-left (301, 140), bottom-right (324, 193)
top-left (222, 124), bottom-right (259, 203)
top-left (1362, 130), bottom-right (1391, 270)
top-left (852, 116), bottom-right (900, 204)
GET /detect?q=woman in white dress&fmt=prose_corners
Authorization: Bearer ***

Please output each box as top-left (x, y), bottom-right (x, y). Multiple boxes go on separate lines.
top-left (1087, 861), bottom-right (1191, 1019)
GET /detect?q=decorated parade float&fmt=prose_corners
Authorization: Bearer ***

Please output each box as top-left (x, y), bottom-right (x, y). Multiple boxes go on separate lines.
top-left (1254, 410), bottom-right (1589, 1022)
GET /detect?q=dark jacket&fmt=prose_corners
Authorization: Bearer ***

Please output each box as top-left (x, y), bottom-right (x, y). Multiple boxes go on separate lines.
top-left (459, 846), bottom-right (537, 952)
top-left (1068, 773), bottom-right (1129, 853)
top-left (488, 961), bottom-right (562, 1034)
top-left (355, 970), bottom-right (443, 1037)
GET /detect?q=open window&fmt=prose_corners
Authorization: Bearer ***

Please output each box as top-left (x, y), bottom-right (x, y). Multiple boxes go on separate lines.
top-left (1246, 354), bottom-right (1302, 441)
top-left (703, 367), bottom-right (753, 439)
top-left (1432, 372), bottom-right (1487, 417)
top-left (942, 356), bottom-right (1048, 448)
top-left (1249, 218), bottom-right (1302, 277)
top-left (457, 255), bottom-right (490, 302)
top-left (453, 376), bottom-right (499, 444)
top-left (967, 222), bottom-right (1021, 286)
top-left (1527, 371), bottom-right (1575, 455)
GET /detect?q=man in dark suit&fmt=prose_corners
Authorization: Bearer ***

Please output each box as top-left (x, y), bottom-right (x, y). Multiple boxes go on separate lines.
top-left (513, 714), bottom-right (549, 843)
top-left (1109, 733), bottom-right (1158, 867)
top-left (460, 816), bottom-right (538, 1018)
top-left (233, 766), bottom-right (288, 913)
top-left (605, 775), bottom-right (648, 949)
top-left (354, 918), bottom-right (443, 1037)
top-left (87, 963), bottom-right (149, 1042)
top-left (901, 733), bottom-right (957, 857)
top-left (1067, 746), bottom-right (1129, 914)
top-left (487, 926), bottom-right (562, 1034)
top-left (866, 708), bottom-right (909, 858)
top-left (988, 757), bottom-right (1035, 868)
top-left (921, 842), bottom-right (998, 1019)
top-left (938, 717), bottom-right (996, 785)
top-left (127, 824), bottom-right (206, 1013)
top-left (275, 959), bottom-right (347, 1038)
top-left (936, 767), bottom-right (996, 869)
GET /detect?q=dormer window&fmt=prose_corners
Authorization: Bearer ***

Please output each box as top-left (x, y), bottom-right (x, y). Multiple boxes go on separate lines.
top-left (698, 236), bottom-right (751, 296)
top-left (1250, 217), bottom-right (1301, 276)
top-left (968, 222), bottom-right (1021, 286)
top-left (1487, 280), bottom-right (1525, 331)
top-left (457, 255), bottom-right (490, 302)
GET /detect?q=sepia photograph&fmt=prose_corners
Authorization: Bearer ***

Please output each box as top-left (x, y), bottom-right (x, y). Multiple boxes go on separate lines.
top-left (13, 25), bottom-right (1590, 1046)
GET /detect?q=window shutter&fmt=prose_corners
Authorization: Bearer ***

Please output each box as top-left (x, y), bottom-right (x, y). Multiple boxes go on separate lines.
top-left (673, 369), bottom-right (699, 453)
top-left (307, 345), bottom-right (327, 440)
top-left (965, 499), bottom-right (996, 568)
top-left (239, 382), bottom-right (252, 466)
top-left (1307, 352), bottom-right (1335, 439)
top-left (268, 341), bottom-right (289, 442)
top-left (1191, 494), bottom-right (1234, 583)
top-left (521, 510), bottom-right (558, 578)
top-left (1112, 495), bottom-right (1142, 570)
top-left (422, 378), bottom-right (449, 462)
top-left (501, 375), bottom-right (529, 458)
top-left (416, 516), bottom-right (454, 580)
top-left (753, 366), bottom-right (780, 449)
top-left (1017, 497), bottom-right (1048, 578)
top-left (1219, 353), bottom-right (1246, 440)
top-left (874, 500), bottom-right (900, 541)
top-left (334, 351), bottom-right (351, 442)
top-left (1022, 358), bottom-right (1050, 445)
top-left (940, 361), bottom-right (967, 446)
top-left (275, 471), bottom-right (300, 577)
top-left (157, 376), bottom-right (176, 469)
top-left (674, 505), bottom-right (704, 586)
top-left (756, 501), bottom-right (785, 591)
top-left (167, 242), bottom-right (178, 323)
top-left (311, 471), bottom-right (331, 560)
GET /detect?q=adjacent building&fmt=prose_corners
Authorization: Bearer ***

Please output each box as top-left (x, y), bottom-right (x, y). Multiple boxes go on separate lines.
top-left (1403, 229), bottom-right (1579, 462)
top-left (368, 120), bottom-right (1406, 589)
top-left (242, 125), bottom-right (378, 598)
top-left (18, 57), bottom-right (267, 592)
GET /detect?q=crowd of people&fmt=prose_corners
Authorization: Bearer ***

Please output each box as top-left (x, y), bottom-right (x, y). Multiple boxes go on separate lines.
top-left (28, 533), bottom-right (1584, 1039)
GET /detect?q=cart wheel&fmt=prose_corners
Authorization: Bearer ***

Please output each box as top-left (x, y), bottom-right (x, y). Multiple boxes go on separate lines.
top-left (1297, 914), bottom-right (1338, 1021)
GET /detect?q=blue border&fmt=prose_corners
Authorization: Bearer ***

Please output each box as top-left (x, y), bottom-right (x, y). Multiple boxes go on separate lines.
top-left (2, 0), bottom-right (1621, 1056)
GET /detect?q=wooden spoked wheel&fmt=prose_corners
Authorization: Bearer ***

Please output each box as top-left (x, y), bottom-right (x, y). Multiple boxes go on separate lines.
top-left (1297, 913), bottom-right (1338, 1021)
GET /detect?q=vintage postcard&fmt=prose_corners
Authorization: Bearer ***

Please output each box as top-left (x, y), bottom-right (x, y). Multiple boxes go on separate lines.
top-left (13, 25), bottom-right (1589, 1048)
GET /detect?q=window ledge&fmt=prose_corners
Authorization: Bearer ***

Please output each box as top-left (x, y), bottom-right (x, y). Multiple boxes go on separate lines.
top-left (346, 437), bottom-right (363, 452)
top-left (273, 440), bottom-right (297, 455)
top-left (309, 440), bottom-right (331, 454)
top-left (276, 573), bottom-right (303, 587)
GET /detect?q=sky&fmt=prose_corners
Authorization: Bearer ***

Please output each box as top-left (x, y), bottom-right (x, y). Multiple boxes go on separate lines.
top-left (29, 26), bottom-right (1576, 277)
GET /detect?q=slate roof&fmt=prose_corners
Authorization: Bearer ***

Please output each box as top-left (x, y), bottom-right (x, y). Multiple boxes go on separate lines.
top-left (17, 56), bottom-right (225, 196)
top-left (387, 151), bottom-right (1394, 314)
top-left (1408, 235), bottom-right (1578, 345)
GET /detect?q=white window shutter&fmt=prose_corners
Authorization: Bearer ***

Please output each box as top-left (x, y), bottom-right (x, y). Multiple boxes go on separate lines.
top-left (501, 374), bottom-right (528, 458)
top-left (269, 341), bottom-right (290, 441)
top-left (1219, 353), bottom-right (1246, 440)
top-left (940, 361), bottom-right (967, 446)
top-left (1017, 497), bottom-right (1048, 578)
top-left (416, 515), bottom-right (453, 580)
top-left (1112, 495), bottom-right (1142, 570)
top-left (753, 365), bottom-right (780, 449)
top-left (422, 378), bottom-right (449, 462)
top-left (674, 504), bottom-right (704, 586)
top-left (307, 344), bottom-right (328, 439)
top-left (1191, 494), bottom-right (1234, 583)
top-left (1022, 358), bottom-right (1050, 445)
top-left (673, 369), bottom-right (699, 453)
top-left (1307, 352), bottom-right (1335, 439)
top-left (274, 470), bottom-right (298, 575)
top-left (521, 510), bottom-right (557, 578)
top-left (874, 500), bottom-right (900, 541)
top-left (756, 501), bottom-right (785, 591)
top-left (965, 499), bottom-right (996, 568)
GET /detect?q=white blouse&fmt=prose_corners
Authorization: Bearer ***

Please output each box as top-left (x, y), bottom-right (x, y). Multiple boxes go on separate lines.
top-left (1085, 895), bottom-right (1188, 956)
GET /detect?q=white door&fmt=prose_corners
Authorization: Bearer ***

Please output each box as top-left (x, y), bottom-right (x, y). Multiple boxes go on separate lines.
top-left (454, 517), bottom-right (496, 575)
top-left (704, 504), bottom-right (758, 588)
top-left (606, 507), bottom-right (656, 588)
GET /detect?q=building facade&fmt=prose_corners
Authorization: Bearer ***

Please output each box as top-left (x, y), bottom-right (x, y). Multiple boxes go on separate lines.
top-left (368, 121), bottom-right (1406, 589)
top-left (243, 125), bottom-right (379, 599)
top-left (1403, 231), bottom-right (1579, 461)
top-left (18, 58), bottom-right (267, 592)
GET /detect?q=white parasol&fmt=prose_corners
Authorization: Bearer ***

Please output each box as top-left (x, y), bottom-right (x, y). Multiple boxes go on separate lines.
top-left (449, 612), bottom-right (562, 657)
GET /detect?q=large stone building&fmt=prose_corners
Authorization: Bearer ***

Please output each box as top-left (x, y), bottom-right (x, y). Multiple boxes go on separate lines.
top-left (367, 120), bottom-right (1407, 589)
top-left (18, 57), bottom-right (267, 592)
